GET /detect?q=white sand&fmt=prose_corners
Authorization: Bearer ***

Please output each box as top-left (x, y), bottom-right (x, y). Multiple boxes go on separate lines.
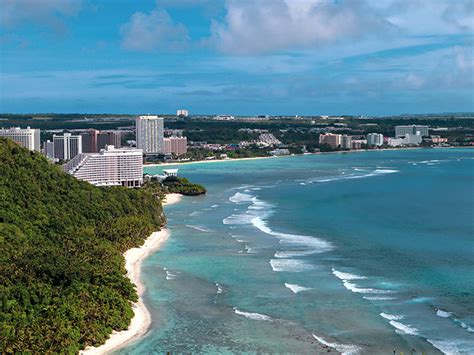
top-left (80, 228), bottom-right (169, 354)
top-left (163, 193), bottom-right (182, 205)
top-left (145, 155), bottom-right (278, 167)
top-left (80, 195), bottom-right (181, 354)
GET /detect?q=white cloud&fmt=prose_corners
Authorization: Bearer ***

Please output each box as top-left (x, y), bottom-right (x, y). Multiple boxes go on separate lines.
top-left (210, 0), bottom-right (395, 55)
top-left (120, 8), bottom-right (190, 52)
top-left (0, 0), bottom-right (82, 32)
top-left (209, 0), bottom-right (474, 55)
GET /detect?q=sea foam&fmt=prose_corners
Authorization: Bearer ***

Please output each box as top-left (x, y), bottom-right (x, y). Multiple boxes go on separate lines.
top-left (312, 334), bottom-right (361, 355)
top-left (284, 283), bottom-right (311, 294)
top-left (234, 308), bottom-right (272, 321)
top-left (332, 268), bottom-right (394, 294)
top-left (185, 224), bottom-right (211, 232)
top-left (380, 313), bottom-right (404, 321)
top-left (270, 259), bottom-right (314, 272)
top-left (252, 216), bottom-right (333, 252)
top-left (388, 320), bottom-right (419, 335)
top-left (436, 309), bottom-right (453, 318)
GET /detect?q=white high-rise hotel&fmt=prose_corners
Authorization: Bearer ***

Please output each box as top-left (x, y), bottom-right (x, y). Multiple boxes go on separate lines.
top-left (0, 127), bottom-right (40, 151)
top-left (367, 133), bottom-right (384, 146)
top-left (63, 145), bottom-right (143, 187)
top-left (53, 133), bottom-right (82, 161)
top-left (136, 115), bottom-right (164, 154)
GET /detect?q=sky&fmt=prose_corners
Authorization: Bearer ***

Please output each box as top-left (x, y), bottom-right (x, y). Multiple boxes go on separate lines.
top-left (0, 0), bottom-right (473, 116)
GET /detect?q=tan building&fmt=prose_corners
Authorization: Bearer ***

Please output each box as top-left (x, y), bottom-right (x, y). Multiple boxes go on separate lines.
top-left (164, 136), bottom-right (187, 156)
top-left (319, 133), bottom-right (342, 148)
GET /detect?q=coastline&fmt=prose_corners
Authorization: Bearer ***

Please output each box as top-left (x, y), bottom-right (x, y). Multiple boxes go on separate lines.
top-left (80, 195), bottom-right (181, 354)
top-left (163, 193), bottom-right (183, 205)
top-left (144, 146), bottom-right (467, 168)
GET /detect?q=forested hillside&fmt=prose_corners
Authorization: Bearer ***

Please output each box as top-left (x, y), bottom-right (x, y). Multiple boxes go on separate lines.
top-left (0, 138), bottom-right (165, 353)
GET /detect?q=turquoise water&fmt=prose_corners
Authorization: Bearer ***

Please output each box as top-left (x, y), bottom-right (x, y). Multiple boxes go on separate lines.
top-left (121, 149), bottom-right (474, 354)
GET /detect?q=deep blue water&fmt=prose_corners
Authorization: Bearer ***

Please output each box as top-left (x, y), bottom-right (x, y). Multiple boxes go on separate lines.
top-left (120, 149), bottom-right (474, 354)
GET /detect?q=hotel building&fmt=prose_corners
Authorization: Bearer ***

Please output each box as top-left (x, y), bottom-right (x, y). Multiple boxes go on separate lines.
top-left (63, 145), bottom-right (143, 188)
top-left (164, 136), bottom-right (188, 156)
top-left (53, 133), bottom-right (82, 161)
top-left (367, 133), bottom-right (384, 146)
top-left (395, 125), bottom-right (429, 137)
top-left (176, 109), bottom-right (189, 117)
top-left (136, 115), bottom-right (165, 154)
top-left (43, 140), bottom-right (55, 158)
top-left (341, 135), bottom-right (352, 149)
top-left (81, 129), bottom-right (122, 153)
top-left (0, 127), bottom-right (40, 151)
top-left (319, 133), bottom-right (342, 148)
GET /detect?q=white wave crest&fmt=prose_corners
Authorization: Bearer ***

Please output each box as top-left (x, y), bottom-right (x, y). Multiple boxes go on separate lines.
top-left (389, 320), bottom-right (419, 335)
top-left (234, 308), bottom-right (272, 321)
top-left (274, 250), bottom-right (319, 258)
top-left (305, 168), bottom-right (399, 184)
top-left (332, 268), bottom-right (394, 294)
top-left (363, 296), bottom-right (397, 301)
top-left (312, 334), bottom-right (361, 355)
top-left (185, 224), bottom-right (211, 232)
top-left (436, 309), bottom-right (453, 318)
top-left (332, 268), bottom-right (367, 281)
top-left (285, 283), bottom-right (311, 294)
top-left (223, 214), bottom-right (254, 225)
top-left (270, 259), bottom-right (314, 272)
top-left (380, 313), bottom-right (404, 321)
top-left (166, 270), bottom-right (178, 280)
top-left (215, 283), bottom-right (224, 294)
top-left (252, 217), bottom-right (333, 252)
top-left (229, 192), bottom-right (255, 203)
top-left (427, 339), bottom-right (462, 355)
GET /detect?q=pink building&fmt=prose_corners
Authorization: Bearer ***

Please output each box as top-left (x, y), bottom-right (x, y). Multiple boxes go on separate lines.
top-left (164, 136), bottom-right (188, 156)
top-left (319, 133), bottom-right (342, 147)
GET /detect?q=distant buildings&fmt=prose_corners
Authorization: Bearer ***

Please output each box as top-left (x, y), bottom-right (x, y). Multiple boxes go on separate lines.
top-left (341, 135), bottom-right (352, 149)
top-left (269, 148), bottom-right (290, 156)
top-left (425, 135), bottom-right (448, 144)
top-left (164, 136), bottom-right (188, 156)
top-left (136, 115), bottom-right (164, 154)
top-left (367, 133), bottom-right (384, 146)
top-left (53, 133), bottom-right (82, 161)
top-left (258, 133), bottom-right (281, 146)
top-left (351, 139), bottom-right (367, 149)
top-left (177, 109), bottom-right (189, 117)
top-left (63, 145), bottom-right (143, 188)
top-left (43, 140), bottom-right (55, 159)
top-left (0, 127), bottom-right (40, 151)
top-left (319, 133), bottom-right (342, 148)
top-left (214, 115), bottom-right (234, 121)
top-left (395, 125), bottom-right (429, 137)
top-left (81, 129), bottom-right (122, 153)
top-left (81, 129), bottom-right (99, 153)
top-left (388, 134), bottom-right (422, 147)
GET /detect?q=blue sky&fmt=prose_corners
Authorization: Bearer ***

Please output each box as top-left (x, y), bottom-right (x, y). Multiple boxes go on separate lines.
top-left (0, 0), bottom-right (473, 115)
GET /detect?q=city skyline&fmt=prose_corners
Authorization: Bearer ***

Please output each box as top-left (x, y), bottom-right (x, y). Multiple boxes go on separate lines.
top-left (1, 0), bottom-right (473, 115)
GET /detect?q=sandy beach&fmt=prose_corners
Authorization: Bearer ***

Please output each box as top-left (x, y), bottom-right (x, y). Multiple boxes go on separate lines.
top-left (163, 193), bottom-right (182, 205)
top-left (145, 155), bottom-right (278, 167)
top-left (143, 147), bottom-right (438, 168)
top-left (80, 195), bottom-right (181, 354)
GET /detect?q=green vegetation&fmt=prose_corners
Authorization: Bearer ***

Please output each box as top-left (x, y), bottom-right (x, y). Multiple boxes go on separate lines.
top-left (0, 138), bottom-right (165, 353)
top-left (162, 176), bottom-right (207, 196)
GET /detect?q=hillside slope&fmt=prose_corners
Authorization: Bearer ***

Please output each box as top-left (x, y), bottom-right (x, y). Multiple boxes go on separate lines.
top-left (0, 138), bottom-right (165, 353)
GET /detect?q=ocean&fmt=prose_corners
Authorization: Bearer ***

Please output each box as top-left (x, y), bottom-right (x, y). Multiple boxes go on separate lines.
top-left (120, 148), bottom-right (474, 354)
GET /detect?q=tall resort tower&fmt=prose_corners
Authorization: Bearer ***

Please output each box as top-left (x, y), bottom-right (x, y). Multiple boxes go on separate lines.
top-left (135, 115), bottom-right (165, 154)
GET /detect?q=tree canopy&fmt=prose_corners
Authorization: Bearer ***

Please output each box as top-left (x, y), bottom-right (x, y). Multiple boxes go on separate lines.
top-left (0, 138), bottom-right (165, 353)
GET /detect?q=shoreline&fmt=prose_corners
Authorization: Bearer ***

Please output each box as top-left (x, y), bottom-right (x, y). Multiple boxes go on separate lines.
top-left (163, 193), bottom-right (183, 205)
top-left (144, 146), bottom-right (468, 168)
top-left (80, 195), bottom-right (181, 354)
